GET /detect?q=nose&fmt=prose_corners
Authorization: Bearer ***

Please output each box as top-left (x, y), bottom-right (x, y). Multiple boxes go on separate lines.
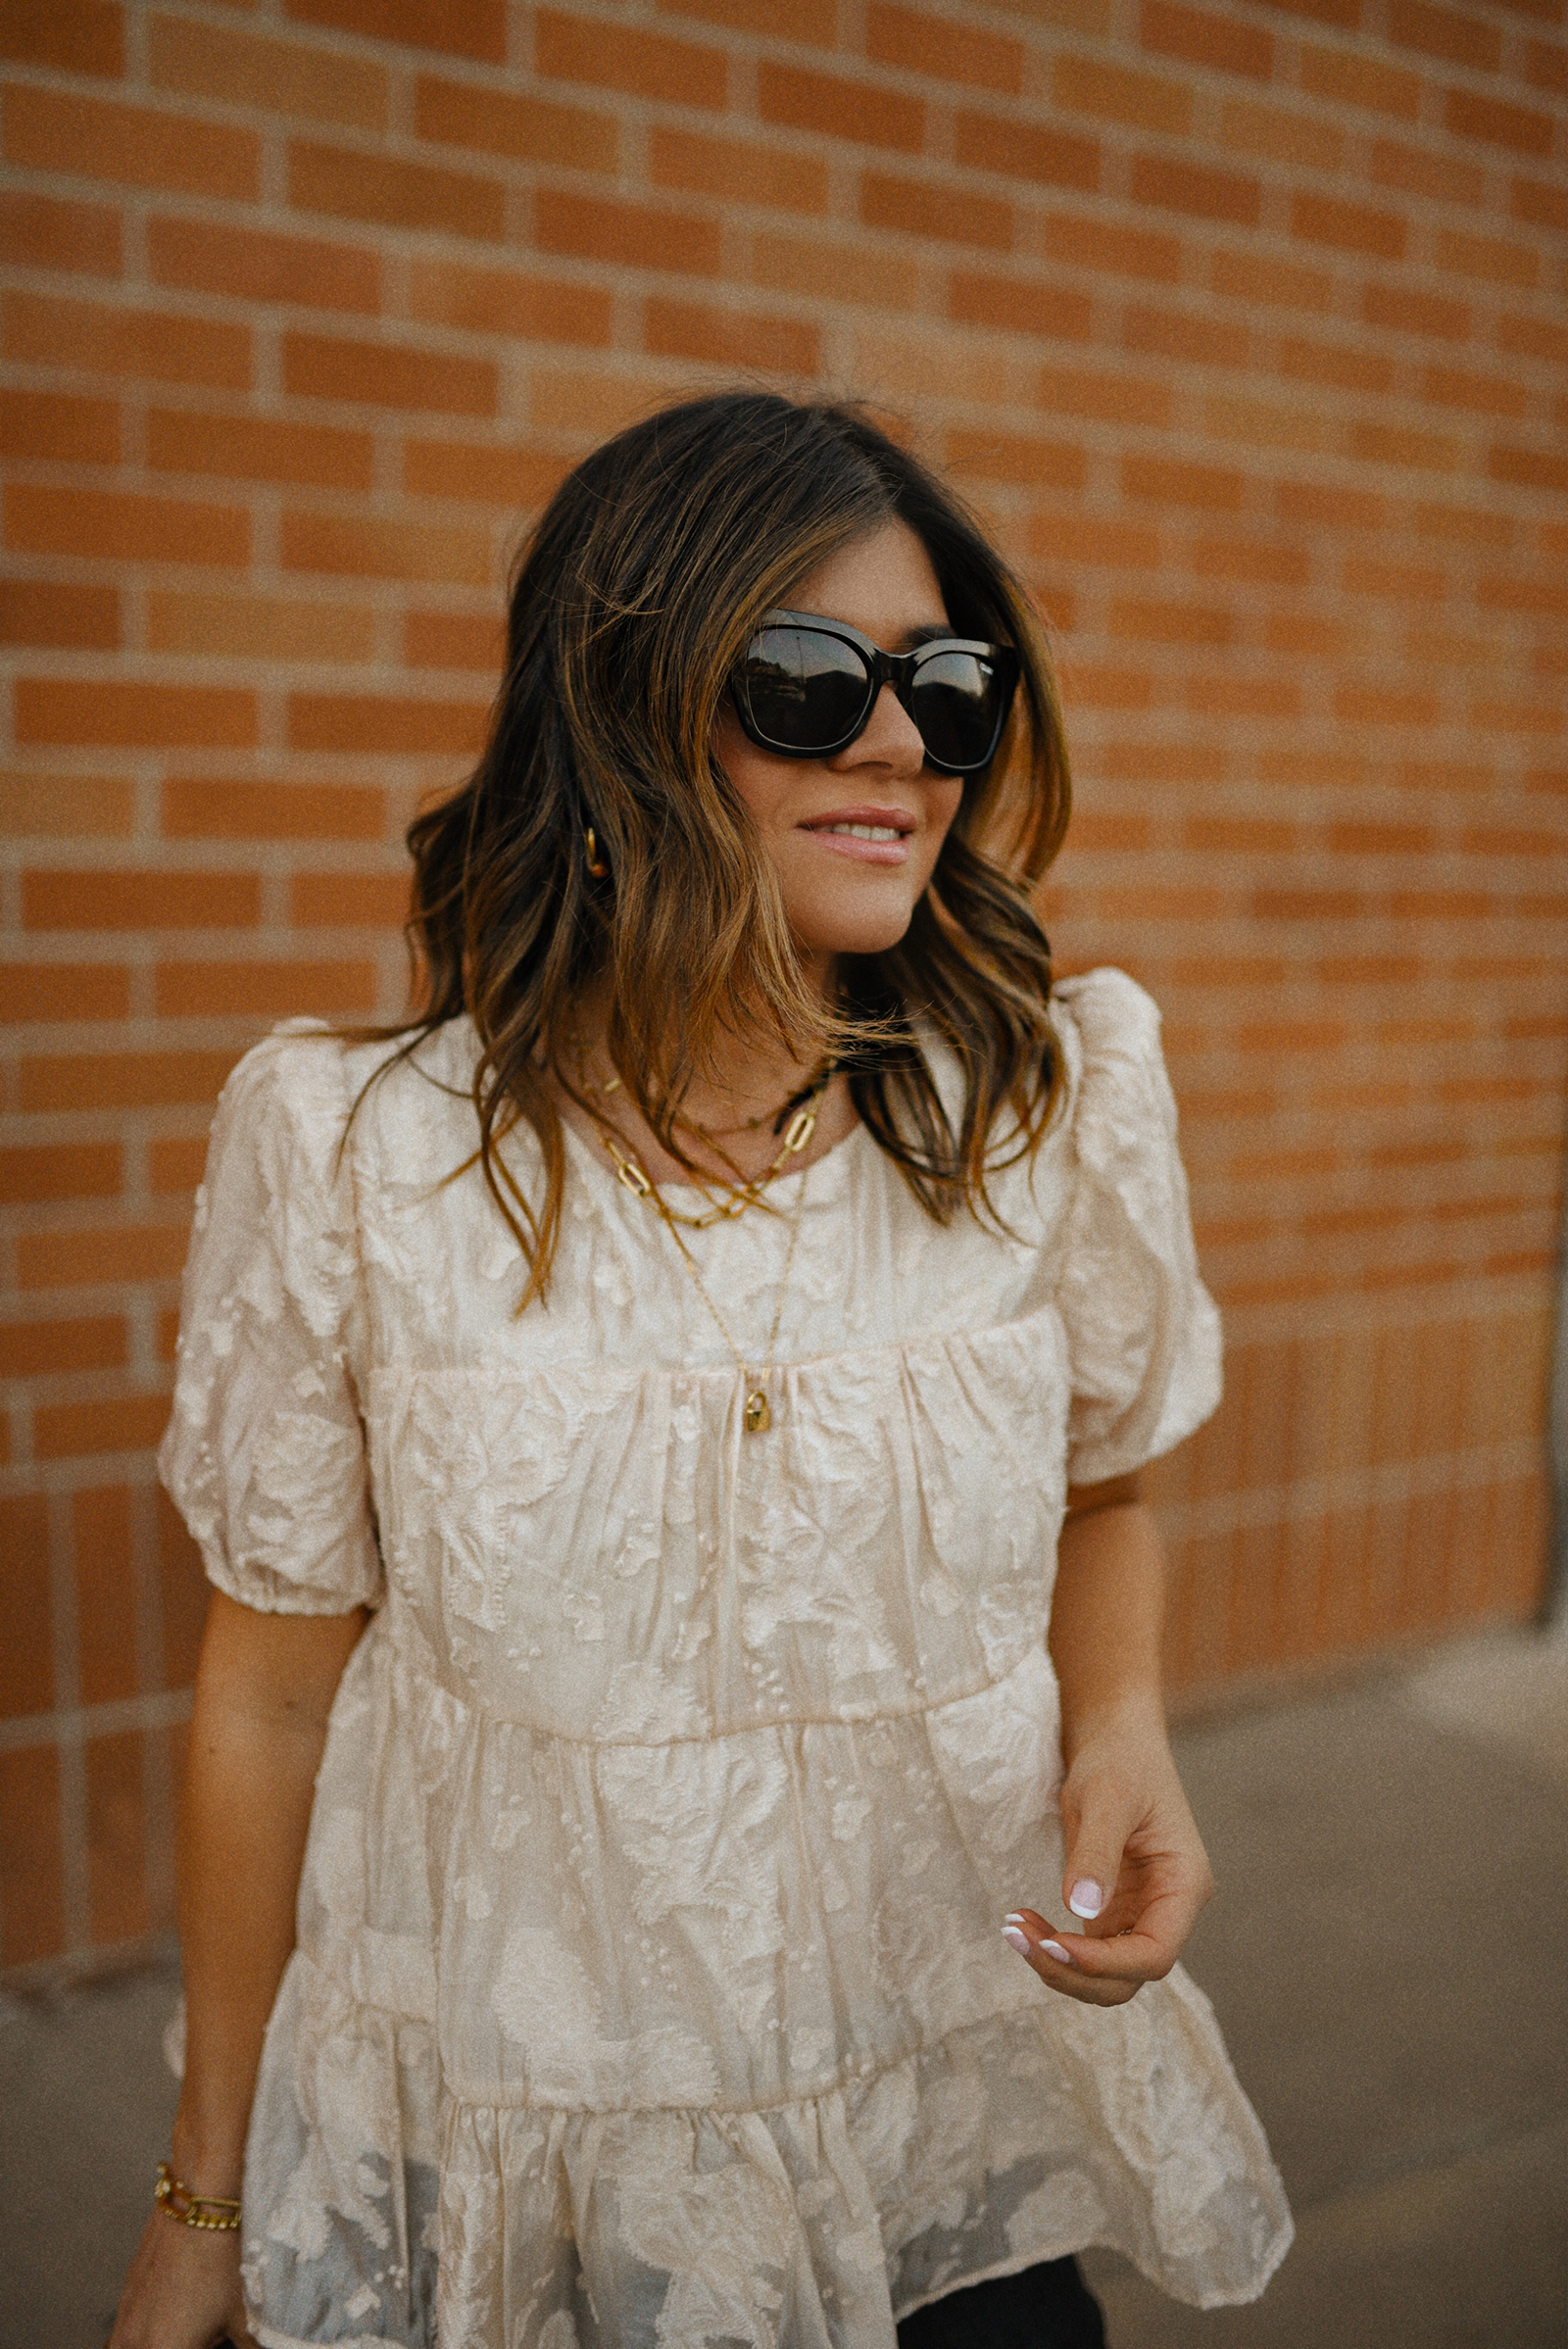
top-left (835, 681), bottom-right (925, 775)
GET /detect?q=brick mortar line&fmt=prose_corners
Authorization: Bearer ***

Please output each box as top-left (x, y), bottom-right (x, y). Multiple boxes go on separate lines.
top-left (1218, 1270), bottom-right (1553, 1342)
top-left (1158, 1438), bottom-right (1544, 1539)
top-left (106, 3), bottom-right (1561, 126)
top-left (3, 113), bottom-right (1555, 231)
top-left (0, 1684), bottom-right (194, 1758)
top-left (2, 365), bottom-right (1561, 455)
top-left (31, 141), bottom-right (1568, 236)
top-left (3, 148), bottom-right (1561, 272)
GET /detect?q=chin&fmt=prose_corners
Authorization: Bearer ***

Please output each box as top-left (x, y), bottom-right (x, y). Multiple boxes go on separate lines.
top-left (796, 905), bottom-right (920, 959)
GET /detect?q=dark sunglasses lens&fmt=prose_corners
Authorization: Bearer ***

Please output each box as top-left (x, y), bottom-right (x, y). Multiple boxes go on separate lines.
top-left (741, 627), bottom-right (869, 751)
top-left (907, 649), bottom-right (1006, 770)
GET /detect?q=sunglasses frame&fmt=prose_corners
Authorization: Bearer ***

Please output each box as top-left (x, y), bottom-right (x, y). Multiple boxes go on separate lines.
top-left (729, 609), bottom-right (1020, 778)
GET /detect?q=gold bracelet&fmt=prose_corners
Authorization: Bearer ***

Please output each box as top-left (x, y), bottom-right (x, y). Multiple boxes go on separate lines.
top-left (154, 2160), bottom-right (242, 2231)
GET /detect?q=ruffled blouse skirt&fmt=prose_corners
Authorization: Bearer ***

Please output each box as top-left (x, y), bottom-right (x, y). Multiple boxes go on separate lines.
top-left (245, 1608), bottom-right (1289, 2349)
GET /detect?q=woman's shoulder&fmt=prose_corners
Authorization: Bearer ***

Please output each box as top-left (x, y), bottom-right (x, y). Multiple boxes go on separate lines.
top-left (1052, 965), bottom-right (1163, 1068)
top-left (913, 968), bottom-right (1161, 1128)
top-left (1051, 967), bottom-right (1175, 1144)
top-left (1051, 968), bottom-right (1195, 1245)
top-left (210, 1016), bottom-right (354, 1142)
top-left (228, 1012), bottom-right (476, 1107)
top-left (909, 971), bottom-right (1165, 1198)
top-left (997, 969), bottom-right (1176, 1234)
top-left (210, 1016), bottom-right (480, 1185)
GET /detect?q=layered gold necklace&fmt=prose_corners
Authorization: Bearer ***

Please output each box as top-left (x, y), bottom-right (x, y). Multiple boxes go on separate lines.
top-left (572, 1052), bottom-right (832, 1432)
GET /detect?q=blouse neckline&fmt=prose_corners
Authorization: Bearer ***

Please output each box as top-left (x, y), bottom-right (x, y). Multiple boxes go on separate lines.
top-left (558, 1096), bottom-right (873, 1211)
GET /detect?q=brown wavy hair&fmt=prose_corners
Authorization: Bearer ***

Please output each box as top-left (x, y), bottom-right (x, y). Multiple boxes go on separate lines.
top-left (371, 390), bottom-right (1071, 1304)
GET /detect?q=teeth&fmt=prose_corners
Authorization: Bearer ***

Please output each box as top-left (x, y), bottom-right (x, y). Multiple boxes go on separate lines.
top-left (824, 822), bottom-right (902, 841)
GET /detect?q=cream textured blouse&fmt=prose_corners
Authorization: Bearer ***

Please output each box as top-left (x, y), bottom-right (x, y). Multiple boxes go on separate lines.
top-left (161, 967), bottom-right (1291, 2349)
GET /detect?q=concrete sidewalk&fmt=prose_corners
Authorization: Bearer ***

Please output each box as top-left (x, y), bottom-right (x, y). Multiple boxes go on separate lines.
top-left (2, 1626), bottom-right (1564, 2349)
top-left (1082, 1626), bottom-right (1568, 2349)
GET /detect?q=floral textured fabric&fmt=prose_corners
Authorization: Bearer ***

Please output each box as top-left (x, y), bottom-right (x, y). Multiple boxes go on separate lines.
top-left (161, 967), bottom-right (1292, 2349)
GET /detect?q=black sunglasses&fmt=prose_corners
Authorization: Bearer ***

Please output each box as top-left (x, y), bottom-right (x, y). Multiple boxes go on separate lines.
top-left (730, 610), bottom-right (1020, 778)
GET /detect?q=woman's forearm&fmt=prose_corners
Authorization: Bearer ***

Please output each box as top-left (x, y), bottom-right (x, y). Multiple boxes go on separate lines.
top-left (172, 1591), bottom-right (368, 2194)
top-left (1001, 1474), bottom-right (1211, 2005)
top-left (1048, 1475), bottom-right (1167, 1760)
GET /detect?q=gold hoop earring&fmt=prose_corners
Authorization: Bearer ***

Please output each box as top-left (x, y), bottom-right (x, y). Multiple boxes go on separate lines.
top-left (584, 825), bottom-right (610, 880)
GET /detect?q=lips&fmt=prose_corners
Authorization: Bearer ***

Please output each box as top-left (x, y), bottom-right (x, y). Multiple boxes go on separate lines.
top-left (800, 804), bottom-right (916, 866)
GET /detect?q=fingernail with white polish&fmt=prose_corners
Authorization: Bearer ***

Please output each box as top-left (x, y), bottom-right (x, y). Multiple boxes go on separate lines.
top-left (1068, 1880), bottom-right (1103, 1920)
top-left (1041, 1939), bottom-right (1075, 1967)
top-left (1001, 1925), bottom-right (1033, 1958)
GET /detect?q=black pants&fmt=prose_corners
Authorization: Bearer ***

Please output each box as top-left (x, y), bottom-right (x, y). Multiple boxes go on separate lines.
top-left (896, 2256), bottom-right (1105, 2348)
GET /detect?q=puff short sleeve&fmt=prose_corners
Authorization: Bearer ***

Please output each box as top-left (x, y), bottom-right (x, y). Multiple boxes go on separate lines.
top-left (1054, 968), bottom-right (1222, 1488)
top-left (158, 1025), bottom-right (381, 1616)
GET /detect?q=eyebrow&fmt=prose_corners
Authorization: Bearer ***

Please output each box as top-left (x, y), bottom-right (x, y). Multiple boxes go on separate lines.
top-left (896, 622), bottom-right (957, 652)
top-left (775, 611), bottom-right (962, 653)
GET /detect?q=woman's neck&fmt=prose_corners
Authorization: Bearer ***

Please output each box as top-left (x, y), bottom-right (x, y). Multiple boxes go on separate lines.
top-left (560, 965), bottom-right (858, 1190)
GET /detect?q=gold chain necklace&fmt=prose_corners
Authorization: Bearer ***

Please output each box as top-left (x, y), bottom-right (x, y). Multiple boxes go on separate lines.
top-left (662, 1177), bottom-right (808, 1433)
top-left (574, 1055), bottom-right (831, 1232)
top-left (572, 1053), bottom-right (826, 1430)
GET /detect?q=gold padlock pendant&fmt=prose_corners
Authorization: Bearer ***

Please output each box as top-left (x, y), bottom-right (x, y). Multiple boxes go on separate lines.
top-left (743, 1388), bottom-right (771, 1434)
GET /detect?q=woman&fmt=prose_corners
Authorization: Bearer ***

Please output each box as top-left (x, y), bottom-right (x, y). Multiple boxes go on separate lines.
top-left (113, 391), bottom-right (1291, 2349)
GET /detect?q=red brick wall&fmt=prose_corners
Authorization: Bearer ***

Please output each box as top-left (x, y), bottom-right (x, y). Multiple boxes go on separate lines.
top-left (2, 0), bottom-right (1564, 1977)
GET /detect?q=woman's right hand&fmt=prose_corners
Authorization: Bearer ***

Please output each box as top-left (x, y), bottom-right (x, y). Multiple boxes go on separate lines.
top-left (108, 2209), bottom-right (256, 2349)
